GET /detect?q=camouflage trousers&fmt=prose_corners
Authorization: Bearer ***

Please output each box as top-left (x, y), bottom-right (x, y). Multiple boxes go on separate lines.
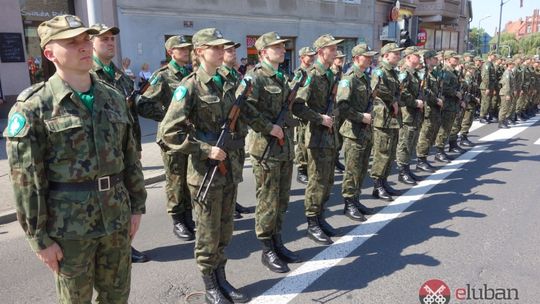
top-left (459, 103), bottom-right (477, 135)
top-left (498, 95), bottom-right (514, 121)
top-left (492, 91), bottom-right (501, 114)
top-left (435, 110), bottom-right (457, 149)
top-left (509, 93), bottom-right (518, 118)
top-left (54, 224), bottom-right (131, 304)
top-left (396, 123), bottom-right (419, 166)
top-left (479, 90), bottom-right (493, 117)
top-left (416, 105), bottom-right (442, 158)
top-left (189, 182), bottom-right (236, 275)
top-left (305, 148), bottom-right (336, 217)
top-left (516, 92), bottom-right (528, 112)
top-left (341, 136), bottom-right (372, 199)
top-left (251, 157), bottom-right (293, 239)
top-left (449, 106), bottom-right (466, 142)
top-left (335, 118), bottom-right (345, 160)
top-left (370, 127), bottom-right (398, 180)
top-left (294, 122), bottom-right (308, 168)
top-left (162, 151), bottom-right (192, 215)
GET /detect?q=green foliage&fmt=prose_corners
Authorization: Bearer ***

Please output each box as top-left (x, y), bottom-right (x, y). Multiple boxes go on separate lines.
top-left (490, 32), bottom-right (540, 56)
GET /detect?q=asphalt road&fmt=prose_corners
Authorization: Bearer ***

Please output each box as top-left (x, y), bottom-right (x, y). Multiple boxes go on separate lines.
top-left (1, 117), bottom-right (539, 304)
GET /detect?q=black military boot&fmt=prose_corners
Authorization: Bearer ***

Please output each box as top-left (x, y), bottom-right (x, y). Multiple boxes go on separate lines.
top-left (296, 166), bottom-right (308, 184)
top-left (172, 213), bottom-right (195, 241)
top-left (448, 140), bottom-right (466, 154)
top-left (235, 202), bottom-right (252, 214)
top-left (260, 239), bottom-right (289, 273)
top-left (398, 165), bottom-right (417, 185)
top-left (202, 273), bottom-right (232, 304)
top-left (416, 157), bottom-right (436, 173)
top-left (498, 121), bottom-right (510, 129)
top-left (435, 148), bottom-right (451, 163)
top-left (215, 265), bottom-right (251, 303)
top-left (479, 116), bottom-right (490, 124)
top-left (372, 179), bottom-right (393, 201)
top-left (335, 158), bottom-right (345, 172)
top-left (382, 178), bottom-right (400, 196)
top-left (131, 247), bottom-right (150, 263)
top-left (518, 112), bottom-right (527, 121)
top-left (406, 165), bottom-right (422, 181)
top-left (306, 216), bottom-right (333, 245)
top-left (353, 197), bottom-right (375, 215)
top-left (272, 234), bottom-right (302, 263)
top-left (343, 198), bottom-right (367, 222)
top-left (460, 134), bottom-right (474, 147)
top-left (317, 213), bottom-right (338, 237)
top-left (184, 210), bottom-right (196, 233)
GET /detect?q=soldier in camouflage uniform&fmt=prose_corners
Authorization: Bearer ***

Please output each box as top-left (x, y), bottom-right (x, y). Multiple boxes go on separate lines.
top-left (434, 50), bottom-right (464, 163)
top-left (159, 28), bottom-right (250, 304)
top-left (332, 50), bottom-right (346, 172)
top-left (293, 47), bottom-right (316, 184)
top-left (447, 60), bottom-right (468, 155)
top-left (459, 57), bottom-right (482, 145)
top-left (90, 23), bottom-right (148, 263)
top-left (219, 41), bottom-right (253, 219)
top-left (509, 55), bottom-right (523, 124)
top-left (396, 46), bottom-right (424, 185)
top-left (136, 36), bottom-right (196, 241)
top-left (415, 50), bottom-right (443, 172)
top-left (497, 59), bottom-right (515, 128)
top-left (238, 32), bottom-right (303, 273)
top-left (292, 34), bottom-right (341, 245)
top-left (4, 15), bottom-right (147, 303)
top-left (370, 43), bottom-right (404, 201)
top-left (479, 51), bottom-right (497, 123)
top-left (336, 43), bottom-right (378, 222)
top-left (492, 56), bottom-right (505, 121)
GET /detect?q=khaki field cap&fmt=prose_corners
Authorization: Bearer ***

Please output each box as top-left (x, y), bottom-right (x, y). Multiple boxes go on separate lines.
top-left (443, 50), bottom-right (459, 59)
top-left (255, 32), bottom-right (289, 51)
top-left (165, 35), bottom-right (192, 50)
top-left (335, 50), bottom-right (346, 58)
top-left (474, 56), bottom-right (484, 61)
top-left (38, 15), bottom-right (98, 48)
top-left (422, 49), bottom-right (437, 59)
top-left (90, 23), bottom-right (120, 36)
top-left (192, 28), bottom-right (231, 48)
top-left (298, 46), bottom-right (316, 57)
top-left (351, 43), bottom-right (378, 57)
top-left (403, 46), bottom-right (420, 56)
top-left (313, 34), bottom-right (344, 50)
top-left (225, 41), bottom-right (241, 49)
top-left (380, 43), bottom-right (404, 55)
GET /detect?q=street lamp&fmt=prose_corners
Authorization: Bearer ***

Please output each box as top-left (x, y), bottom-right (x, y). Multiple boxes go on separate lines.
top-left (478, 15), bottom-right (491, 55)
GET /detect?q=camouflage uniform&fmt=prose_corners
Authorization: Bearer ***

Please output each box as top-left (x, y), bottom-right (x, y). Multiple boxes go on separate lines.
top-left (292, 66), bottom-right (310, 171)
top-left (479, 57), bottom-right (497, 119)
top-left (137, 37), bottom-right (194, 237)
top-left (492, 61), bottom-right (505, 117)
top-left (498, 65), bottom-right (514, 124)
top-left (460, 62), bottom-right (481, 137)
top-left (448, 66), bottom-right (466, 143)
top-left (434, 59), bottom-right (461, 154)
top-left (4, 72), bottom-right (147, 303)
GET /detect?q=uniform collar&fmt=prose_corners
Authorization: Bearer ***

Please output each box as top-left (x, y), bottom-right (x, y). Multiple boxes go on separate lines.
top-left (50, 73), bottom-right (103, 111)
top-left (196, 64), bottom-right (215, 85)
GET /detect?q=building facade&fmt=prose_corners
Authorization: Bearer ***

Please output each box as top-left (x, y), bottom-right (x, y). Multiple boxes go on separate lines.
top-left (504, 9), bottom-right (540, 39)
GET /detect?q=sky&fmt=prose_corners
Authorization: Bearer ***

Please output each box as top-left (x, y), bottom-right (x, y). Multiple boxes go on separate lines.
top-left (471, 0), bottom-right (539, 35)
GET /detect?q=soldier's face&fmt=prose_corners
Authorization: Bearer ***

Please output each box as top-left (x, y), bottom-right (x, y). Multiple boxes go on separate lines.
top-left (198, 45), bottom-right (224, 69)
top-left (407, 54), bottom-right (420, 68)
top-left (385, 51), bottom-right (401, 65)
top-left (93, 32), bottom-right (116, 60)
top-left (319, 45), bottom-right (337, 66)
top-left (263, 43), bottom-right (286, 64)
top-left (300, 55), bottom-right (314, 67)
top-left (356, 55), bottom-right (372, 69)
top-left (333, 57), bottom-right (344, 67)
top-left (169, 47), bottom-right (190, 65)
top-left (44, 33), bottom-right (93, 73)
top-left (224, 47), bottom-right (237, 66)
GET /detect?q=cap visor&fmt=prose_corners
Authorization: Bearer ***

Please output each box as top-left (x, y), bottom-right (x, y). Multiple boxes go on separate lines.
top-left (267, 39), bottom-right (290, 47)
top-left (363, 51), bottom-right (379, 57)
top-left (205, 38), bottom-right (232, 46)
top-left (53, 27), bottom-right (99, 41)
top-left (225, 42), bottom-right (241, 49)
top-left (98, 27), bottom-right (120, 35)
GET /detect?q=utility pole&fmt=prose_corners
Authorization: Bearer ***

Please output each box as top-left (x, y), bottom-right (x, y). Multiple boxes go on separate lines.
top-left (87, 0), bottom-right (102, 25)
top-left (496, 0), bottom-right (510, 54)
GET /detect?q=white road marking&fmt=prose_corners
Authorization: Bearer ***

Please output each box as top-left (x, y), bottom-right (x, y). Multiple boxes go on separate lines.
top-left (534, 138), bottom-right (540, 145)
top-left (467, 120), bottom-right (483, 133)
top-left (251, 116), bottom-right (539, 304)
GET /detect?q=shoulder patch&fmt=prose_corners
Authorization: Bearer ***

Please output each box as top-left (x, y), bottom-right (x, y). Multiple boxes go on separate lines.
top-left (304, 75), bottom-right (312, 86)
top-left (16, 82), bottom-right (45, 102)
top-left (398, 71), bottom-right (408, 82)
top-left (174, 86), bottom-right (188, 101)
top-left (339, 79), bottom-right (350, 88)
top-left (7, 112), bottom-right (26, 137)
top-left (373, 68), bottom-right (384, 78)
top-left (150, 74), bottom-right (162, 86)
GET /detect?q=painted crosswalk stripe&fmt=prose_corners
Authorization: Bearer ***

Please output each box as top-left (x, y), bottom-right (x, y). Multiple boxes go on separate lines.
top-left (534, 138), bottom-right (540, 145)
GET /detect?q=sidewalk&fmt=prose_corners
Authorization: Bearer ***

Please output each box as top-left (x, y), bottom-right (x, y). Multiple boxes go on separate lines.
top-left (0, 118), bottom-right (165, 224)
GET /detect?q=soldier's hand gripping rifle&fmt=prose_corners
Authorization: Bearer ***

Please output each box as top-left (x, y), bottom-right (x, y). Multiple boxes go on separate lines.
top-left (363, 75), bottom-right (381, 128)
top-left (384, 75), bottom-right (406, 128)
top-left (124, 80), bottom-right (151, 108)
top-left (259, 70), bottom-right (308, 171)
top-left (195, 78), bottom-right (253, 204)
top-left (415, 71), bottom-right (427, 124)
top-left (323, 67), bottom-right (343, 134)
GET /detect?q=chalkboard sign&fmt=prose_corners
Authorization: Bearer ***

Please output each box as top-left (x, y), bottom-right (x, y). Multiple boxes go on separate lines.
top-left (0, 33), bottom-right (25, 63)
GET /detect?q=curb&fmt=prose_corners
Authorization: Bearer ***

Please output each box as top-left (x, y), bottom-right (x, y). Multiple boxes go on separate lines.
top-left (0, 172), bottom-right (165, 226)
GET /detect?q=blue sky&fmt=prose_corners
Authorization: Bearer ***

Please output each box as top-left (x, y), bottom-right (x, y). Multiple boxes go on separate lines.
top-left (471, 0), bottom-right (539, 35)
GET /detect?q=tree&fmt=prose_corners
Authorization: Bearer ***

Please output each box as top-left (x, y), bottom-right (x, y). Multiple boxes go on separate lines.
top-left (490, 32), bottom-right (540, 56)
top-left (489, 32), bottom-right (519, 57)
top-left (518, 32), bottom-right (540, 55)
top-left (469, 27), bottom-right (486, 53)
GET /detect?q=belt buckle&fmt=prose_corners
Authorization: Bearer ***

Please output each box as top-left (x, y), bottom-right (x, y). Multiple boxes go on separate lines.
top-left (98, 176), bottom-right (111, 192)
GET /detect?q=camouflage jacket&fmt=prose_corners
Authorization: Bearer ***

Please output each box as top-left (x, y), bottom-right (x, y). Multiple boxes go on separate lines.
top-left (499, 68), bottom-right (514, 97)
top-left (92, 59), bottom-right (142, 151)
top-left (3, 73), bottom-right (147, 252)
top-left (238, 62), bottom-right (294, 161)
top-left (439, 66), bottom-right (461, 113)
top-left (336, 64), bottom-right (372, 140)
top-left (371, 60), bottom-right (401, 129)
top-left (137, 61), bottom-right (189, 122)
top-left (480, 60), bottom-right (497, 90)
top-left (219, 65), bottom-right (247, 138)
top-left (495, 64), bottom-right (505, 90)
top-left (158, 67), bottom-right (246, 186)
top-left (398, 66), bottom-right (422, 127)
top-left (292, 61), bottom-right (336, 149)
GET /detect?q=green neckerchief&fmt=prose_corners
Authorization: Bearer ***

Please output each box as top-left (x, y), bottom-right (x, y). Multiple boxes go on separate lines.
top-left (170, 59), bottom-right (188, 76)
top-left (200, 63), bottom-right (223, 89)
top-left (93, 56), bottom-right (115, 79)
top-left (73, 85), bottom-right (95, 112)
top-left (316, 60), bottom-right (334, 81)
top-left (224, 65), bottom-right (238, 80)
top-left (262, 61), bottom-right (284, 81)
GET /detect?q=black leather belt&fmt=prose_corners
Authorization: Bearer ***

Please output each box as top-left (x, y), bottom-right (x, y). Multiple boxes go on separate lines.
top-left (49, 172), bottom-right (124, 192)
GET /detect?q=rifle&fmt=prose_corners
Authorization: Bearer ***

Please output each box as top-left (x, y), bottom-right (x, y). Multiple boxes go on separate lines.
top-left (195, 78), bottom-right (253, 203)
top-left (259, 70), bottom-right (307, 171)
top-left (383, 73), bottom-right (406, 128)
top-left (436, 68), bottom-right (445, 113)
top-left (323, 67), bottom-right (343, 135)
top-left (363, 75), bottom-right (380, 128)
top-left (415, 72), bottom-right (426, 124)
top-left (124, 80), bottom-right (150, 107)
